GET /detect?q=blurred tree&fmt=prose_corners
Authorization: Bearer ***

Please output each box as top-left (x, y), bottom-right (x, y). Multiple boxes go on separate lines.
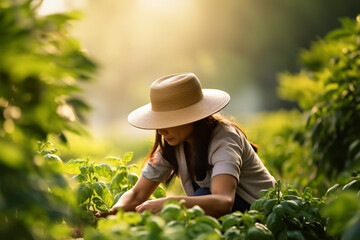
top-left (0, 0), bottom-right (96, 238)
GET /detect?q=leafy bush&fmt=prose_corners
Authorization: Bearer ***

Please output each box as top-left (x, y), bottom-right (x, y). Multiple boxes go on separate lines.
top-left (246, 110), bottom-right (310, 187)
top-left (278, 15), bottom-right (360, 182)
top-left (0, 0), bottom-right (96, 239)
top-left (248, 15), bottom-right (360, 192)
top-left (78, 176), bottom-right (359, 240)
top-left (63, 153), bottom-right (166, 216)
top-left (251, 181), bottom-right (326, 240)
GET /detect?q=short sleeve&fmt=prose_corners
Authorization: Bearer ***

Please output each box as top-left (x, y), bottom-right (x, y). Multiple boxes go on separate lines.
top-left (209, 130), bottom-right (244, 182)
top-left (141, 150), bottom-right (173, 182)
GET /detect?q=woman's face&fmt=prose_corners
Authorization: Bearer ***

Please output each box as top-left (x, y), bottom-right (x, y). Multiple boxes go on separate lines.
top-left (157, 123), bottom-right (194, 146)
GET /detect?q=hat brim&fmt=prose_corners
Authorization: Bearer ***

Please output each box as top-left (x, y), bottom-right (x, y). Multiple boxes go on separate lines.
top-left (128, 89), bottom-right (230, 130)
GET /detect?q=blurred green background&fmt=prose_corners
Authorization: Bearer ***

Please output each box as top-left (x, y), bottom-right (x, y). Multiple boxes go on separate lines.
top-left (37, 0), bottom-right (360, 163)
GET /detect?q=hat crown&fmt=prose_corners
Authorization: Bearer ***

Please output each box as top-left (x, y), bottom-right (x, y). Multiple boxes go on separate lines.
top-left (150, 73), bottom-right (203, 112)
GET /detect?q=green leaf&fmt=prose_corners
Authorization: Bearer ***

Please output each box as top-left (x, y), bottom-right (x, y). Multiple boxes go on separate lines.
top-left (127, 173), bottom-right (139, 187)
top-left (258, 189), bottom-right (271, 198)
top-left (224, 227), bottom-right (243, 240)
top-left (242, 211), bottom-right (257, 227)
top-left (247, 223), bottom-right (275, 240)
top-left (194, 215), bottom-right (221, 230)
top-left (342, 179), bottom-right (360, 192)
top-left (152, 185), bottom-right (166, 199)
top-left (146, 215), bottom-right (165, 233)
top-left (325, 183), bottom-right (341, 197)
top-left (123, 152), bottom-right (133, 164)
top-left (186, 205), bottom-right (205, 219)
top-left (78, 183), bottom-right (92, 204)
top-left (287, 217), bottom-right (301, 230)
top-left (103, 156), bottom-right (121, 162)
top-left (70, 174), bottom-right (87, 184)
top-left (94, 163), bottom-right (113, 178)
top-left (160, 203), bottom-right (182, 221)
top-left (221, 215), bottom-right (242, 232)
top-left (282, 195), bottom-right (302, 201)
top-left (111, 172), bottom-right (127, 189)
top-left (285, 187), bottom-right (301, 197)
top-left (43, 154), bottom-right (63, 169)
top-left (266, 212), bottom-right (284, 236)
top-left (188, 221), bottom-right (216, 237)
top-left (250, 198), bottom-right (267, 211)
top-left (64, 159), bottom-right (85, 174)
top-left (299, 210), bottom-right (316, 223)
top-left (280, 200), bottom-right (299, 216)
top-left (264, 199), bottom-right (277, 212)
top-left (287, 230), bottom-right (305, 240)
top-left (272, 204), bottom-right (285, 217)
top-left (118, 165), bottom-right (127, 172)
top-left (92, 196), bottom-right (109, 213)
top-left (302, 187), bottom-right (313, 200)
top-left (93, 181), bottom-right (113, 208)
top-left (113, 191), bottom-right (125, 204)
top-left (123, 211), bottom-right (143, 225)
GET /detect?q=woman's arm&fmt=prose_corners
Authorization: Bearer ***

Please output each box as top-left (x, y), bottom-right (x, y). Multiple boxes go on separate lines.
top-left (95, 175), bottom-right (160, 217)
top-left (136, 174), bottom-right (237, 218)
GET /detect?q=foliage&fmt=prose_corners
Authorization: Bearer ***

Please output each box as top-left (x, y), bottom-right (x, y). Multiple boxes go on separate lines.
top-left (248, 15), bottom-right (360, 192)
top-left (0, 0), bottom-right (96, 239)
top-left (278, 15), bottom-right (360, 181)
top-left (83, 198), bottom-right (271, 240)
top-left (246, 110), bottom-right (311, 188)
top-left (79, 177), bottom-right (359, 240)
top-left (321, 175), bottom-right (360, 240)
top-left (84, 200), bottom-right (222, 240)
top-left (251, 180), bottom-right (326, 240)
top-left (63, 153), bottom-right (166, 216)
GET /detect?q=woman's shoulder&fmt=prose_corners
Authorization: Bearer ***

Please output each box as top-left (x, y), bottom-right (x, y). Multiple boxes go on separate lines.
top-left (209, 121), bottom-right (247, 151)
top-left (212, 120), bottom-right (245, 140)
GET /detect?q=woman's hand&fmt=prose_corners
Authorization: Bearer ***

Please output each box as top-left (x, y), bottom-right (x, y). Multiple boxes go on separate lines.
top-left (135, 198), bottom-right (167, 214)
top-left (91, 208), bottom-right (117, 218)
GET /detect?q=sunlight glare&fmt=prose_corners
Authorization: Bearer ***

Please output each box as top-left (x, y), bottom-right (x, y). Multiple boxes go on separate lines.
top-left (37, 0), bottom-right (87, 16)
top-left (137, 0), bottom-right (190, 12)
top-left (37, 0), bottom-right (66, 15)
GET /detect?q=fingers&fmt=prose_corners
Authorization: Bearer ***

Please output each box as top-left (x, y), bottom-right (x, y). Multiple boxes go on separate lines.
top-left (91, 208), bottom-right (117, 218)
top-left (135, 203), bottom-right (144, 213)
top-left (135, 200), bottom-right (163, 214)
top-left (93, 211), bottom-right (108, 218)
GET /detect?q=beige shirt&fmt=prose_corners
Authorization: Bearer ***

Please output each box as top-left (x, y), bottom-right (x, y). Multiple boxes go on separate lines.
top-left (141, 121), bottom-right (276, 204)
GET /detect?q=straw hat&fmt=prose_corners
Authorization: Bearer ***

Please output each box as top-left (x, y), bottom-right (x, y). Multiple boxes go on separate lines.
top-left (128, 73), bottom-right (230, 129)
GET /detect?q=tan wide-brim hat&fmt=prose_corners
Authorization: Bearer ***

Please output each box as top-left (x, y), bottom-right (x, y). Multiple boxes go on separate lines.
top-left (128, 73), bottom-right (230, 130)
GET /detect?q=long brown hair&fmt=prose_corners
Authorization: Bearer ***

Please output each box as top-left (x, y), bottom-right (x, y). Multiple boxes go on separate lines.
top-left (146, 113), bottom-right (258, 185)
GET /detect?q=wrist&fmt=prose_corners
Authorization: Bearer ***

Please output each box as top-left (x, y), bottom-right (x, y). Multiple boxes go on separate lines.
top-left (109, 207), bottom-right (118, 215)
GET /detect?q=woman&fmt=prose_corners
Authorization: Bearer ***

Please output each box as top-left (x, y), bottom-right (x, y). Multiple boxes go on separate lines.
top-left (96, 73), bottom-right (275, 218)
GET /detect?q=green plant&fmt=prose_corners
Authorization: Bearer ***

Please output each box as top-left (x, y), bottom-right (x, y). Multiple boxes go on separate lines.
top-left (84, 200), bottom-right (223, 240)
top-left (72, 176), bottom-right (360, 240)
top-left (251, 181), bottom-right (326, 240)
top-left (63, 153), bottom-right (166, 214)
top-left (277, 15), bottom-right (360, 182)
